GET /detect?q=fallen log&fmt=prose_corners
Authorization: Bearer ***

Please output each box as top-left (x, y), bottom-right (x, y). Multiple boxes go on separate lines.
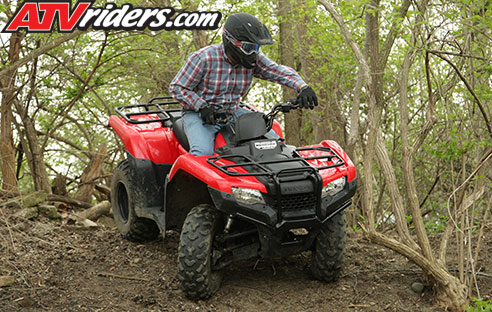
top-left (76, 200), bottom-right (111, 221)
top-left (95, 184), bottom-right (110, 197)
top-left (47, 194), bottom-right (92, 209)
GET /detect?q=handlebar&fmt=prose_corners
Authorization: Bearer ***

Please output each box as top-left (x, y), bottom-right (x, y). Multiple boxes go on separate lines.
top-left (207, 98), bottom-right (299, 130)
top-left (264, 97), bottom-right (299, 131)
top-left (267, 97), bottom-right (299, 117)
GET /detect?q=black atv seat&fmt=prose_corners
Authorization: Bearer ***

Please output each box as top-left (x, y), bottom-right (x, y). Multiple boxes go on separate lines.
top-left (173, 118), bottom-right (190, 151)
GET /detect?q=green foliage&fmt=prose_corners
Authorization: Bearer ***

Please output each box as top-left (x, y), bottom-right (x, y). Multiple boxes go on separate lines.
top-left (424, 216), bottom-right (448, 234)
top-left (468, 298), bottom-right (492, 312)
top-left (352, 224), bottom-right (362, 233)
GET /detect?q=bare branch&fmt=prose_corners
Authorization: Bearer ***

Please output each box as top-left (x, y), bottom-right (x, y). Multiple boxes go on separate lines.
top-left (318, 0), bottom-right (372, 89)
top-left (0, 31), bottom-right (85, 79)
top-left (319, 0), bottom-right (379, 230)
top-left (429, 50), bottom-right (492, 139)
top-left (427, 49), bottom-right (491, 62)
top-left (379, 0), bottom-right (411, 68)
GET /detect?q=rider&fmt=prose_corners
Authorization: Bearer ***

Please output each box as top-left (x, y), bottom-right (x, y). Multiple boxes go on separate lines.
top-left (169, 12), bottom-right (318, 156)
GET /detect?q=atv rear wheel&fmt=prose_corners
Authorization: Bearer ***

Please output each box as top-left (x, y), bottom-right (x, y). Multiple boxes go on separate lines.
top-left (111, 160), bottom-right (159, 242)
top-left (310, 210), bottom-right (346, 282)
top-left (177, 204), bottom-right (224, 300)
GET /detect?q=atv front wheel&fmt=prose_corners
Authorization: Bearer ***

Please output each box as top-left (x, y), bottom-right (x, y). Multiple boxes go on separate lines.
top-left (111, 160), bottom-right (159, 242)
top-left (177, 204), bottom-right (224, 300)
top-left (310, 210), bottom-right (346, 282)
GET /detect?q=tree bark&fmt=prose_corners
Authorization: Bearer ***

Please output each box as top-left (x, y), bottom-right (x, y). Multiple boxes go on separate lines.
top-left (279, 0), bottom-right (303, 146)
top-left (47, 194), bottom-right (92, 209)
top-left (52, 174), bottom-right (68, 196)
top-left (375, 131), bottom-right (419, 251)
top-left (399, 49), bottom-right (436, 261)
top-left (75, 144), bottom-right (107, 203)
top-left (13, 54), bottom-right (51, 193)
top-left (76, 200), bottom-right (111, 221)
top-left (367, 231), bottom-right (466, 311)
top-left (0, 33), bottom-right (24, 192)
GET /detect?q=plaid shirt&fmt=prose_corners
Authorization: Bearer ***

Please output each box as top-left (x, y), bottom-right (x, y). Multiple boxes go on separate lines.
top-left (169, 43), bottom-right (305, 111)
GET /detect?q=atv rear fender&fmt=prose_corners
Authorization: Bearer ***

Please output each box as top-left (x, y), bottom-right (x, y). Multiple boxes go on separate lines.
top-left (109, 115), bottom-right (181, 164)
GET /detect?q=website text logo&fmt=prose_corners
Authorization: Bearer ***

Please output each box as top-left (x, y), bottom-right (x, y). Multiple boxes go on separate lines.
top-left (2, 1), bottom-right (222, 33)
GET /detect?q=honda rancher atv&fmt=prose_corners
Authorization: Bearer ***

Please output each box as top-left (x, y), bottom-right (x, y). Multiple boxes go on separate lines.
top-left (108, 96), bottom-right (356, 300)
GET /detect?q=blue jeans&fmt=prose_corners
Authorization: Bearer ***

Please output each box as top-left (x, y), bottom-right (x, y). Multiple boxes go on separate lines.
top-left (182, 107), bottom-right (278, 156)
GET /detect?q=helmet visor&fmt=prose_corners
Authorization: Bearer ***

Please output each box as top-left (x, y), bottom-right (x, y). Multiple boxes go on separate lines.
top-left (223, 29), bottom-right (260, 55)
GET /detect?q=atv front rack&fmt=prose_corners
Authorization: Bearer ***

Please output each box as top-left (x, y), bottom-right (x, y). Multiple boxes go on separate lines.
top-left (115, 96), bottom-right (180, 124)
top-left (207, 146), bottom-right (345, 177)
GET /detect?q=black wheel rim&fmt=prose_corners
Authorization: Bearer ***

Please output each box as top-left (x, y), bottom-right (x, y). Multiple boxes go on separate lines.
top-left (116, 182), bottom-right (129, 222)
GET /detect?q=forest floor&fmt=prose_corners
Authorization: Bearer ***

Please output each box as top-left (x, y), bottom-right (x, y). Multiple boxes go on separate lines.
top-left (0, 202), bottom-right (491, 312)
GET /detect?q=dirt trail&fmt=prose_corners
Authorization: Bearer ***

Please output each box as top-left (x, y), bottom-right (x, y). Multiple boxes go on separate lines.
top-left (1, 209), bottom-right (491, 312)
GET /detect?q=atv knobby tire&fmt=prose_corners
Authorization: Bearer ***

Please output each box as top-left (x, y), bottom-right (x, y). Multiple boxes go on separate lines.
top-left (310, 210), bottom-right (346, 282)
top-left (111, 160), bottom-right (159, 242)
top-left (177, 204), bottom-right (223, 300)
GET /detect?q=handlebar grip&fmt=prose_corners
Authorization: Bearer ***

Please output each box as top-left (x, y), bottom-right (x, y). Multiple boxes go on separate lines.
top-left (288, 97), bottom-right (300, 109)
top-left (288, 97), bottom-right (298, 104)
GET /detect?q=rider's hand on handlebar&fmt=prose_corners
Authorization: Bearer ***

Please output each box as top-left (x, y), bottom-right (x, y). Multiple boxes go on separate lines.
top-left (297, 85), bottom-right (318, 109)
top-left (199, 104), bottom-right (217, 125)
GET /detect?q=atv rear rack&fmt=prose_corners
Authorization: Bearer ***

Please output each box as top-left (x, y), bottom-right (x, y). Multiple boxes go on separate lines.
top-left (207, 146), bottom-right (345, 177)
top-left (115, 96), bottom-right (180, 124)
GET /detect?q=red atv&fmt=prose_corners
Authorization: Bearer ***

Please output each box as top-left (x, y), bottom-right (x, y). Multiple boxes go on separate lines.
top-left (108, 96), bottom-right (357, 300)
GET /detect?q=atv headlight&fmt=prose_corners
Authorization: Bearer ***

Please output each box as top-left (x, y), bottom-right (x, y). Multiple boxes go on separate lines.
top-left (232, 187), bottom-right (265, 205)
top-left (322, 177), bottom-right (346, 198)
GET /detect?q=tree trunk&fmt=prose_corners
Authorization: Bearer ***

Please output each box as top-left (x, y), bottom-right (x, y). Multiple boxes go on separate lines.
top-left (278, 0), bottom-right (303, 146)
top-left (0, 33), bottom-right (24, 192)
top-left (14, 79), bottom-right (52, 193)
top-left (75, 144), bottom-right (107, 203)
top-left (52, 174), bottom-right (68, 196)
top-left (367, 231), bottom-right (466, 310)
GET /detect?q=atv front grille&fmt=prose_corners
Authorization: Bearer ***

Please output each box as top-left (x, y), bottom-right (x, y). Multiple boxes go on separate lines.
top-left (275, 193), bottom-right (317, 212)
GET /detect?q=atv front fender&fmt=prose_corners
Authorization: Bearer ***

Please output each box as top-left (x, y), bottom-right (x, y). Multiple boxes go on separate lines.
top-left (167, 154), bottom-right (267, 193)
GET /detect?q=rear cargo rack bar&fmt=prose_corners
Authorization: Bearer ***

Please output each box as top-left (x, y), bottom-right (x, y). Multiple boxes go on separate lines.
top-left (115, 96), bottom-right (180, 124)
top-left (207, 146), bottom-right (345, 177)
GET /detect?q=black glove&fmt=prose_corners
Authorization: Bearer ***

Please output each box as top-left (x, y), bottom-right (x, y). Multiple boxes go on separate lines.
top-left (297, 85), bottom-right (318, 109)
top-left (199, 105), bottom-right (216, 125)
